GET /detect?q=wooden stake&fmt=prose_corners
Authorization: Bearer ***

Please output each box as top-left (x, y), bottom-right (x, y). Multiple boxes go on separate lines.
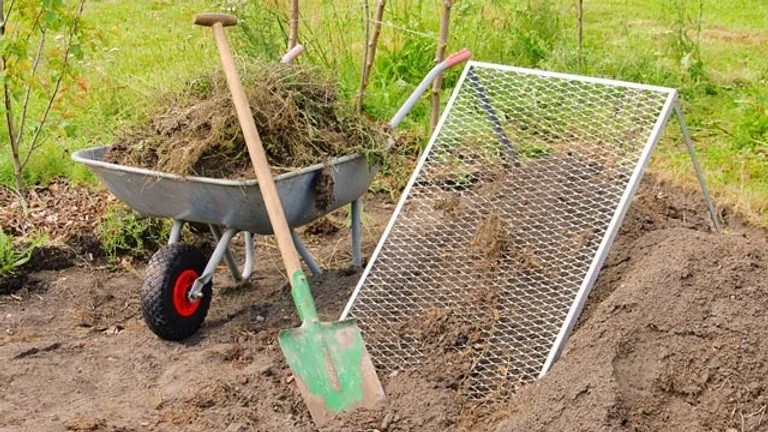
top-left (288, 0), bottom-right (299, 49)
top-left (355, 0), bottom-right (386, 114)
top-left (577, 0), bottom-right (583, 69)
top-left (355, 0), bottom-right (371, 114)
top-left (431, 0), bottom-right (453, 132)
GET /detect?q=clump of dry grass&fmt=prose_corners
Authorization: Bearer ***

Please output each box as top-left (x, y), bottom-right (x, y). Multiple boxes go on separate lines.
top-left (104, 61), bottom-right (389, 178)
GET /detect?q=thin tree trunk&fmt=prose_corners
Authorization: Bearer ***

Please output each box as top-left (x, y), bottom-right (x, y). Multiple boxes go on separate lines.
top-left (356, 0), bottom-right (386, 114)
top-left (577, 0), bottom-right (583, 69)
top-left (0, 0), bottom-right (21, 192)
top-left (430, 0), bottom-right (453, 132)
top-left (4, 85), bottom-right (21, 192)
top-left (17, 28), bottom-right (46, 151)
top-left (0, 0), bottom-right (5, 36)
top-left (288, 0), bottom-right (299, 49)
top-left (24, 0), bottom-right (85, 168)
top-left (355, 0), bottom-right (371, 114)
top-left (361, 0), bottom-right (385, 99)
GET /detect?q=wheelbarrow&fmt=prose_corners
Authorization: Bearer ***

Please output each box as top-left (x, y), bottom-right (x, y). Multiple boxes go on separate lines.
top-left (72, 46), bottom-right (471, 340)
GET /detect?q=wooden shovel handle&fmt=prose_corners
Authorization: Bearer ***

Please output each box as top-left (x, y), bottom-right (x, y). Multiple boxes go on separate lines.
top-left (207, 22), bottom-right (304, 278)
top-left (193, 13), bottom-right (237, 27)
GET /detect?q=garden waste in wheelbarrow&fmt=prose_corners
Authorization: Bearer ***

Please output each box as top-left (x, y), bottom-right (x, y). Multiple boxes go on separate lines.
top-left (72, 45), bottom-right (471, 341)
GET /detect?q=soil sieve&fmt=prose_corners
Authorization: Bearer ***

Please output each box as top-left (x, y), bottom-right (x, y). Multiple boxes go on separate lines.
top-left (342, 62), bottom-right (719, 400)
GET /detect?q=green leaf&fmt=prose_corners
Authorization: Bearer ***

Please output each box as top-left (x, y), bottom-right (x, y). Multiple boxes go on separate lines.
top-left (42, 11), bottom-right (61, 29)
top-left (70, 43), bottom-right (83, 60)
top-left (60, 121), bottom-right (78, 137)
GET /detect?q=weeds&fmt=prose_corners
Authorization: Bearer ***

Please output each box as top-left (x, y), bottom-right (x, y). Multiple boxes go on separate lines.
top-left (667, 0), bottom-right (706, 84)
top-left (98, 205), bottom-right (168, 267)
top-left (0, 229), bottom-right (46, 277)
top-left (733, 88), bottom-right (768, 153)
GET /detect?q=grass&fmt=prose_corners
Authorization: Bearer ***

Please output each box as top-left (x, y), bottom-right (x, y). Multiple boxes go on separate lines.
top-left (1, 0), bottom-right (766, 225)
top-left (0, 229), bottom-right (46, 277)
top-left (98, 204), bottom-right (169, 267)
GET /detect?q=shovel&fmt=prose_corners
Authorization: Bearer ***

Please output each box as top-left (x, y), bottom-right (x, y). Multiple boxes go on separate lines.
top-left (193, 13), bottom-right (386, 425)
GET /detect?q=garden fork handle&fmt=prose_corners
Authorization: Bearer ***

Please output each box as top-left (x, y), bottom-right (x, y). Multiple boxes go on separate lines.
top-left (194, 14), bottom-right (305, 283)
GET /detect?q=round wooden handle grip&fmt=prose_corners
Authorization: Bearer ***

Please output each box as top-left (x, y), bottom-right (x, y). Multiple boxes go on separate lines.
top-left (193, 13), bottom-right (238, 27)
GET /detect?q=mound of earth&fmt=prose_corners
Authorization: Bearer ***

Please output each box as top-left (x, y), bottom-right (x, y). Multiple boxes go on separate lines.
top-left (493, 226), bottom-right (768, 432)
top-left (102, 62), bottom-right (388, 179)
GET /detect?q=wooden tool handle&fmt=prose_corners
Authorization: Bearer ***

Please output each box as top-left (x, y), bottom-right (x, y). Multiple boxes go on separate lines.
top-left (193, 13), bottom-right (237, 27)
top-left (209, 23), bottom-right (303, 278)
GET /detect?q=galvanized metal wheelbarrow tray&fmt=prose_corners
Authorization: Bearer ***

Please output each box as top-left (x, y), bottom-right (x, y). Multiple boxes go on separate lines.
top-left (72, 48), bottom-right (471, 310)
top-left (72, 146), bottom-right (374, 275)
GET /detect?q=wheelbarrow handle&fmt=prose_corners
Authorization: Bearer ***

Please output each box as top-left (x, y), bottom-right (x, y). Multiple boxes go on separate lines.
top-left (280, 44), bottom-right (304, 64)
top-left (444, 48), bottom-right (471, 68)
top-left (387, 48), bottom-right (471, 131)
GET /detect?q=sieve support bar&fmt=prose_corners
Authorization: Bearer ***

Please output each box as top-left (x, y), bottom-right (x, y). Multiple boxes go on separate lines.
top-left (673, 104), bottom-right (722, 232)
top-left (465, 67), bottom-right (518, 164)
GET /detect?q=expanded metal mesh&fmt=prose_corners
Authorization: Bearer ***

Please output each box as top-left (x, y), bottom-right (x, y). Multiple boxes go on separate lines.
top-left (344, 62), bottom-right (675, 399)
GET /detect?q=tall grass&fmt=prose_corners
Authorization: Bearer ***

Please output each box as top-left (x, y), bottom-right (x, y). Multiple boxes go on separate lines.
top-left (1, 0), bottom-right (766, 223)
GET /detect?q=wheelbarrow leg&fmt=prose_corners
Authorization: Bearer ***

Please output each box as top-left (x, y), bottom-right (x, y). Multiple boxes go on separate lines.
top-left (209, 225), bottom-right (243, 283)
top-left (351, 199), bottom-right (362, 267)
top-left (189, 227), bottom-right (239, 300)
top-left (242, 232), bottom-right (255, 280)
top-left (168, 219), bottom-right (184, 245)
top-left (291, 230), bottom-right (322, 275)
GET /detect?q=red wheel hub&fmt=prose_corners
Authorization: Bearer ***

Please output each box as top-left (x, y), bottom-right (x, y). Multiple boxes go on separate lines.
top-left (172, 269), bottom-right (201, 317)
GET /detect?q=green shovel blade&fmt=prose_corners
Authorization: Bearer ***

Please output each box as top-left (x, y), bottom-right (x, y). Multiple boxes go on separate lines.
top-left (279, 319), bottom-right (386, 425)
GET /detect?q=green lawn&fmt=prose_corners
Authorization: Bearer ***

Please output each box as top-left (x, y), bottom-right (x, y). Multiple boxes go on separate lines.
top-left (1, 0), bottom-right (766, 224)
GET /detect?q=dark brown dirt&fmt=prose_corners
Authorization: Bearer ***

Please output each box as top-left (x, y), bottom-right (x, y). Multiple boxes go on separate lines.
top-left (313, 165), bottom-right (336, 212)
top-left (101, 62), bottom-right (387, 180)
top-left (1, 180), bottom-right (110, 295)
top-left (2, 177), bottom-right (767, 431)
top-left (494, 227), bottom-right (768, 432)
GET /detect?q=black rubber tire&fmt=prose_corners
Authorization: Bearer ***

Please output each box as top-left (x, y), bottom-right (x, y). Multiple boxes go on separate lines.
top-left (140, 243), bottom-right (212, 341)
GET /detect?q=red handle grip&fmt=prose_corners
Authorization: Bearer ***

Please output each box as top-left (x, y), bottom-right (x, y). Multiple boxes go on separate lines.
top-left (443, 48), bottom-right (471, 68)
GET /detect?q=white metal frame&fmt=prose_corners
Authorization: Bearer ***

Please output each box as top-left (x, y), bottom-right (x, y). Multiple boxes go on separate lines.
top-left (342, 61), bottom-right (720, 382)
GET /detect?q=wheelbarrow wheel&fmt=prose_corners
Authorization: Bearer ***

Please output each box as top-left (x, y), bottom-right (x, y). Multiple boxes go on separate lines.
top-left (140, 243), bottom-right (212, 341)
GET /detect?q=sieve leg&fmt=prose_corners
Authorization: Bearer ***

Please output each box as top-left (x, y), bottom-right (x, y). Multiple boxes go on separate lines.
top-left (674, 104), bottom-right (722, 232)
top-left (466, 68), bottom-right (518, 163)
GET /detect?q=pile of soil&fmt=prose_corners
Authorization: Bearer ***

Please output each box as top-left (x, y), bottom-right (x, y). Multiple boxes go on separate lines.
top-left (102, 62), bottom-right (388, 179)
top-left (494, 226), bottom-right (768, 432)
top-left (328, 178), bottom-right (768, 432)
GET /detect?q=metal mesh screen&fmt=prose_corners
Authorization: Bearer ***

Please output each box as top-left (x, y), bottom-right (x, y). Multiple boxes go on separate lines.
top-left (343, 62), bottom-right (676, 399)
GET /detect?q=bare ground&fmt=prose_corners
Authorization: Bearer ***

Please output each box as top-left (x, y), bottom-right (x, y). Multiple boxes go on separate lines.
top-left (1, 178), bottom-right (767, 431)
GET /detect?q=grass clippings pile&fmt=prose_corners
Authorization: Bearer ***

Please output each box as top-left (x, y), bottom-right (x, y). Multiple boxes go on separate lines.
top-left (103, 61), bottom-right (388, 179)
